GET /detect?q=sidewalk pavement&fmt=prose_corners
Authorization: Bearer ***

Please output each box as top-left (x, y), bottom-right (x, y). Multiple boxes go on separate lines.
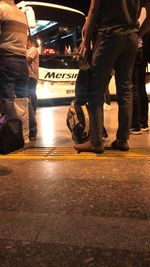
top-left (0, 102), bottom-right (150, 267)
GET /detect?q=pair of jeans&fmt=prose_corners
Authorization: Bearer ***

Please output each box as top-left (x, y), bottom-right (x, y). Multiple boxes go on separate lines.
top-left (27, 78), bottom-right (38, 112)
top-left (138, 56), bottom-right (149, 127)
top-left (0, 56), bottom-right (37, 137)
top-left (132, 50), bottom-right (149, 129)
top-left (88, 32), bottom-right (138, 144)
top-left (0, 56), bottom-right (29, 98)
top-left (131, 49), bottom-right (143, 129)
top-left (0, 56), bottom-right (29, 115)
top-left (28, 101), bottom-right (37, 138)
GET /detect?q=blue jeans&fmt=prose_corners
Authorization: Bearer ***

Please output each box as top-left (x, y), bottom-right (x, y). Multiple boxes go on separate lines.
top-left (0, 56), bottom-right (37, 137)
top-left (0, 56), bottom-right (29, 98)
top-left (28, 78), bottom-right (38, 112)
top-left (88, 32), bottom-right (138, 143)
top-left (0, 56), bottom-right (29, 115)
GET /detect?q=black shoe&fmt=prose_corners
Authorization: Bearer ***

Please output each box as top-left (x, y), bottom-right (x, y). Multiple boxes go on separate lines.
top-left (130, 128), bottom-right (142, 135)
top-left (111, 139), bottom-right (129, 151)
top-left (74, 141), bottom-right (104, 154)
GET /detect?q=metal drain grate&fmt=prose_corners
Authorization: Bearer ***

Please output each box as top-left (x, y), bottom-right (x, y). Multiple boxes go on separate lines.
top-left (0, 147), bottom-right (149, 160)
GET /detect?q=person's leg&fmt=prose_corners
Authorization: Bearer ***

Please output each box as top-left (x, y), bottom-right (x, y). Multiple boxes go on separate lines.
top-left (74, 105), bottom-right (104, 153)
top-left (138, 57), bottom-right (149, 130)
top-left (27, 78), bottom-right (38, 112)
top-left (130, 49), bottom-right (142, 134)
top-left (104, 76), bottom-right (112, 106)
top-left (0, 57), bottom-right (18, 116)
top-left (74, 33), bottom-right (128, 153)
top-left (114, 33), bottom-right (138, 143)
top-left (15, 58), bottom-right (37, 140)
top-left (15, 58), bottom-right (29, 98)
top-left (88, 33), bottom-right (124, 144)
top-left (28, 100), bottom-right (37, 139)
top-left (87, 104), bottom-right (103, 145)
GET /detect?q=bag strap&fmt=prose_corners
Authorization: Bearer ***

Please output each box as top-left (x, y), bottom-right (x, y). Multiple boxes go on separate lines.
top-left (81, 105), bottom-right (89, 134)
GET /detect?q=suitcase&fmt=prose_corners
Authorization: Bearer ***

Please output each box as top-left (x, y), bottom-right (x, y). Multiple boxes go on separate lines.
top-left (0, 114), bottom-right (24, 154)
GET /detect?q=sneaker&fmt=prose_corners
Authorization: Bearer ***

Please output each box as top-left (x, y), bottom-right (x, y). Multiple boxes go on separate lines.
top-left (141, 125), bottom-right (149, 132)
top-left (74, 140), bottom-right (104, 154)
top-left (111, 139), bottom-right (129, 151)
top-left (130, 128), bottom-right (142, 135)
top-left (29, 136), bottom-right (37, 140)
top-left (104, 103), bottom-right (111, 110)
top-left (103, 127), bottom-right (108, 140)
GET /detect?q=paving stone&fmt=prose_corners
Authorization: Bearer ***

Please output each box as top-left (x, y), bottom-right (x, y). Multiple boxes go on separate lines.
top-left (0, 212), bottom-right (49, 241)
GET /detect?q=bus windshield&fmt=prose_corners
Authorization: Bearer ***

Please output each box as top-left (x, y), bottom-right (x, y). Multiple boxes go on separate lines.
top-left (39, 55), bottom-right (80, 69)
top-left (31, 19), bottom-right (82, 58)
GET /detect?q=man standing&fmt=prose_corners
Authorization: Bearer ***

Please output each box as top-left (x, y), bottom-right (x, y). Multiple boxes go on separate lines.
top-left (26, 37), bottom-right (39, 113)
top-left (0, 0), bottom-right (28, 115)
top-left (74, 0), bottom-right (150, 154)
top-left (26, 37), bottom-right (39, 140)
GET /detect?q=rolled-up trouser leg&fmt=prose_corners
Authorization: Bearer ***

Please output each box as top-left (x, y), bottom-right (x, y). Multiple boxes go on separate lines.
top-left (87, 104), bottom-right (103, 145)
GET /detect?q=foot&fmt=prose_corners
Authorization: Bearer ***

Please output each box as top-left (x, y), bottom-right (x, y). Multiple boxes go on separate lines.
top-left (103, 127), bottom-right (108, 139)
top-left (141, 124), bottom-right (149, 132)
top-left (74, 141), bottom-right (104, 154)
top-left (29, 135), bottom-right (37, 140)
top-left (111, 139), bottom-right (129, 151)
top-left (104, 103), bottom-right (111, 110)
top-left (130, 128), bottom-right (142, 135)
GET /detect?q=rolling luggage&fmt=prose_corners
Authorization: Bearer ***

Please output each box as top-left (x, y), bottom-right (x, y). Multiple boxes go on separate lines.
top-left (0, 114), bottom-right (24, 154)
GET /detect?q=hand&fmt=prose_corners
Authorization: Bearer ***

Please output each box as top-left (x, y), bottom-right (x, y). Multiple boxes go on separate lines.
top-left (77, 40), bottom-right (91, 59)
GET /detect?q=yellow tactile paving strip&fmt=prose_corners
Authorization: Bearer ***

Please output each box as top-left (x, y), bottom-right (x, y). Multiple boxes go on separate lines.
top-left (0, 147), bottom-right (149, 160)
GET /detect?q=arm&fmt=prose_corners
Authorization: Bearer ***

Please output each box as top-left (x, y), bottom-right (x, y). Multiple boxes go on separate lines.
top-left (79, 0), bottom-right (101, 57)
top-left (138, 2), bottom-right (150, 38)
top-left (26, 46), bottom-right (38, 61)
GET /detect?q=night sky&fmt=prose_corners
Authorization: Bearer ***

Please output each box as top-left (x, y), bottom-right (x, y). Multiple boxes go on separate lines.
top-left (49, 0), bottom-right (90, 15)
top-left (15, 0), bottom-right (90, 15)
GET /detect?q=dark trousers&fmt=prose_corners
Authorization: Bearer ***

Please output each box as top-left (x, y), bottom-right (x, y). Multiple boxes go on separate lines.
top-left (0, 56), bottom-right (37, 137)
top-left (88, 32), bottom-right (138, 144)
top-left (28, 101), bottom-right (37, 137)
top-left (138, 57), bottom-right (149, 126)
top-left (132, 50), bottom-right (149, 128)
top-left (28, 78), bottom-right (38, 112)
top-left (104, 85), bottom-right (111, 105)
top-left (131, 49), bottom-right (142, 129)
top-left (27, 78), bottom-right (38, 136)
top-left (0, 56), bottom-right (28, 115)
top-left (0, 56), bottom-right (28, 98)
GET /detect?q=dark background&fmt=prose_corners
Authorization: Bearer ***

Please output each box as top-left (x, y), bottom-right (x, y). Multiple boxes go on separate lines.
top-left (15, 0), bottom-right (90, 15)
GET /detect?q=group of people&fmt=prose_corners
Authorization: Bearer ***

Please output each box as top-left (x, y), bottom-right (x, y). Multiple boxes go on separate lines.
top-left (74, 0), bottom-right (150, 154)
top-left (0, 0), bottom-right (150, 153)
top-left (0, 0), bottom-right (39, 142)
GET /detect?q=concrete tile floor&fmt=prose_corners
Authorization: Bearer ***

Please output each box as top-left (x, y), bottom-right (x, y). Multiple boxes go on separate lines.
top-left (0, 102), bottom-right (150, 267)
top-left (32, 102), bottom-right (150, 149)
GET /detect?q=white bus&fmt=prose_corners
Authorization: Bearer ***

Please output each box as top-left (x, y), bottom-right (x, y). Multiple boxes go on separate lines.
top-left (17, 2), bottom-right (150, 101)
top-left (18, 1), bottom-right (85, 102)
top-left (37, 54), bottom-right (80, 100)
